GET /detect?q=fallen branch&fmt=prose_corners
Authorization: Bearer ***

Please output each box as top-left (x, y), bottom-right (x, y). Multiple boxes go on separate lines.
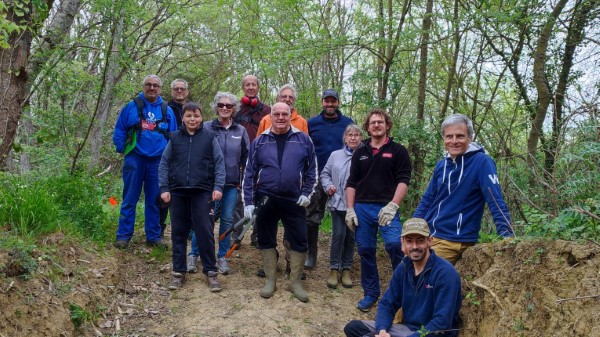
top-left (472, 280), bottom-right (505, 310)
top-left (556, 294), bottom-right (600, 303)
top-left (97, 164), bottom-right (113, 177)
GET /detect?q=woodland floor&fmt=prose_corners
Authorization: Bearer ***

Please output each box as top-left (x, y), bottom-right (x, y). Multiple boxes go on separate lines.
top-left (0, 227), bottom-right (599, 337)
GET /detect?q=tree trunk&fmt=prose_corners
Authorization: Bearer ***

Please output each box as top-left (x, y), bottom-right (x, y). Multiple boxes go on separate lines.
top-left (0, 2), bottom-right (36, 167)
top-left (543, 0), bottom-right (599, 175)
top-left (410, 0), bottom-right (434, 200)
top-left (528, 0), bottom-right (569, 168)
top-left (89, 9), bottom-right (125, 170)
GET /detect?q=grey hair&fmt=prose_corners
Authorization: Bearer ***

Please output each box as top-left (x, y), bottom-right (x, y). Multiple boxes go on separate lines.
top-left (142, 74), bottom-right (162, 87)
top-left (170, 79), bottom-right (188, 89)
top-left (210, 92), bottom-right (240, 114)
top-left (441, 114), bottom-right (474, 139)
top-left (242, 74), bottom-right (260, 87)
top-left (277, 84), bottom-right (296, 98)
top-left (342, 124), bottom-right (362, 142)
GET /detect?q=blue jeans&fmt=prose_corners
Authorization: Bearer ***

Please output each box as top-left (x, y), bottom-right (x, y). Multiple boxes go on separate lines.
top-left (171, 190), bottom-right (216, 274)
top-left (329, 210), bottom-right (355, 270)
top-left (116, 152), bottom-right (161, 242)
top-left (190, 186), bottom-right (238, 258)
top-left (354, 202), bottom-right (403, 298)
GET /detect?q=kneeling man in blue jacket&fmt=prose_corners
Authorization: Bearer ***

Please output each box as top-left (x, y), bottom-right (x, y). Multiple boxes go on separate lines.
top-left (344, 218), bottom-right (461, 337)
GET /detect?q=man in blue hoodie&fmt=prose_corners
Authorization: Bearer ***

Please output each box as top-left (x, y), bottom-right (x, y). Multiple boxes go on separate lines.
top-left (112, 75), bottom-right (178, 249)
top-left (413, 114), bottom-right (513, 264)
top-left (344, 218), bottom-right (461, 337)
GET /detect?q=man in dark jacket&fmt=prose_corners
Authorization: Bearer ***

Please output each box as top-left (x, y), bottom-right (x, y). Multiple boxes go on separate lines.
top-left (305, 89), bottom-right (354, 268)
top-left (345, 109), bottom-right (411, 312)
top-left (344, 218), bottom-right (461, 337)
top-left (168, 79), bottom-right (190, 127)
top-left (243, 102), bottom-right (317, 302)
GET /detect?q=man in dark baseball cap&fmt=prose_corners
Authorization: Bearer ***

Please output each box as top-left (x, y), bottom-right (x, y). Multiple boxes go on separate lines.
top-left (344, 217), bottom-right (462, 337)
top-left (322, 89), bottom-right (339, 100)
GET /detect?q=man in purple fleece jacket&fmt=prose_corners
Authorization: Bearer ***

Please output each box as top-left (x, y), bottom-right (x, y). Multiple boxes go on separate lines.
top-left (344, 218), bottom-right (461, 337)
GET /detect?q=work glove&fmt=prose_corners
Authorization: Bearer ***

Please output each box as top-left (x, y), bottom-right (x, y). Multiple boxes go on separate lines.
top-left (378, 202), bottom-right (399, 226)
top-left (296, 195), bottom-right (310, 207)
top-left (244, 205), bottom-right (255, 219)
top-left (345, 207), bottom-right (358, 231)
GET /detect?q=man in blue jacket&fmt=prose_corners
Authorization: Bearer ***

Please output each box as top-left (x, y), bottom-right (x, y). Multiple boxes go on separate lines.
top-left (413, 114), bottom-right (513, 264)
top-left (305, 89), bottom-right (354, 268)
top-left (112, 75), bottom-right (178, 249)
top-left (344, 218), bottom-right (461, 337)
top-left (243, 102), bottom-right (317, 302)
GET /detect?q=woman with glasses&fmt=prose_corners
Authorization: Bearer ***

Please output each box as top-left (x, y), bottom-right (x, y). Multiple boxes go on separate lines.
top-left (187, 92), bottom-right (249, 275)
top-left (320, 124), bottom-right (363, 289)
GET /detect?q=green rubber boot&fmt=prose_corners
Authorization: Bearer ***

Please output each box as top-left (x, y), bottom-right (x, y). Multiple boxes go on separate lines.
top-left (260, 248), bottom-right (278, 298)
top-left (289, 250), bottom-right (309, 302)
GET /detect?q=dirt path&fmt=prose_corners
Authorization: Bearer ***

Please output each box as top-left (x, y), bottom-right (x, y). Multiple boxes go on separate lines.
top-left (112, 229), bottom-right (381, 337)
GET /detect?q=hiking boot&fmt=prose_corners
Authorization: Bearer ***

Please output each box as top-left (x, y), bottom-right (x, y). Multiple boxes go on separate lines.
top-left (327, 270), bottom-right (339, 289)
top-left (356, 296), bottom-right (378, 312)
top-left (114, 240), bottom-right (129, 249)
top-left (206, 271), bottom-right (222, 292)
top-left (341, 269), bottom-right (353, 288)
top-left (217, 257), bottom-right (230, 275)
top-left (168, 272), bottom-right (186, 290)
top-left (187, 255), bottom-right (199, 273)
top-left (146, 239), bottom-right (168, 249)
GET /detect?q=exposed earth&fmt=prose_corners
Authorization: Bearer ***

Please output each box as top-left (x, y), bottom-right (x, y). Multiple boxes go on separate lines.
top-left (1, 229), bottom-right (599, 336)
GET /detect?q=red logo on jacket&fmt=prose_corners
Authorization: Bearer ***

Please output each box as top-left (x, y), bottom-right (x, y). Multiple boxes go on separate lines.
top-left (382, 152), bottom-right (392, 158)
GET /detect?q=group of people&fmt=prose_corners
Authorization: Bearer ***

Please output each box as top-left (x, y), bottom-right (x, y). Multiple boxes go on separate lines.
top-left (113, 73), bottom-right (514, 336)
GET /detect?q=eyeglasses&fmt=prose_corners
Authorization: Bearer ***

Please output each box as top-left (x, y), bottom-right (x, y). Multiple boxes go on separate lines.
top-left (172, 87), bottom-right (187, 92)
top-left (279, 95), bottom-right (295, 100)
top-left (144, 83), bottom-right (161, 88)
top-left (217, 103), bottom-right (234, 109)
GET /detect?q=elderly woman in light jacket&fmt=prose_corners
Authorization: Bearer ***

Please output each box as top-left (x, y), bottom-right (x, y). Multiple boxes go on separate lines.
top-left (320, 124), bottom-right (363, 289)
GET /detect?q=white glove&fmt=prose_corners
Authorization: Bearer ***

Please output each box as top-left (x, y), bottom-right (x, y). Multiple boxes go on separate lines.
top-left (296, 195), bottom-right (310, 207)
top-left (345, 207), bottom-right (358, 231)
top-left (244, 205), bottom-right (255, 219)
top-left (378, 202), bottom-right (399, 226)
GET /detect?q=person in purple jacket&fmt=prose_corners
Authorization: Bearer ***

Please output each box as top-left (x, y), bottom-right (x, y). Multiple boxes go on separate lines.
top-left (344, 218), bottom-right (461, 337)
top-left (243, 102), bottom-right (317, 302)
top-left (413, 114), bottom-right (513, 264)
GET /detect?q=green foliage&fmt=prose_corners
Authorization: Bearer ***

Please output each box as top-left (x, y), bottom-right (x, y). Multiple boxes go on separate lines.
top-left (465, 291), bottom-right (481, 306)
top-left (52, 174), bottom-right (118, 243)
top-left (0, 174), bottom-right (61, 236)
top-left (68, 302), bottom-right (94, 329)
top-left (0, 238), bottom-right (38, 279)
top-left (0, 173), bottom-right (118, 244)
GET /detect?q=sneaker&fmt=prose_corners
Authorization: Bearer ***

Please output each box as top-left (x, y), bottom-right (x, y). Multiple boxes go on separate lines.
top-left (168, 272), bottom-right (186, 290)
top-left (187, 255), bottom-right (199, 273)
top-left (356, 296), bottom-right (378, 312)
top-left (114, 240), bottom-right (129, 249)
top-left (206, 271), bottom-right (222, 292)
top-left (217, 257), bottom-right (230, 275)
top-left (146, 239), bottom-right (168, 249)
